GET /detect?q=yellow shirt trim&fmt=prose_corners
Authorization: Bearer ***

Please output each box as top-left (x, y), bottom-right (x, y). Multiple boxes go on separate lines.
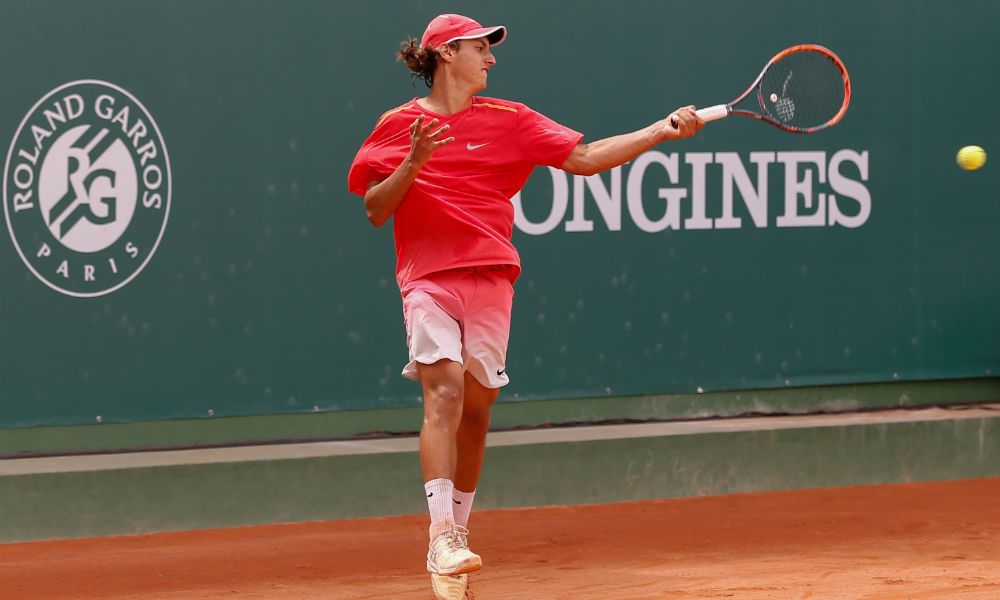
top-left (375, 104), bottom-right (415, 128)
top-left (478, 102), bottom-right (518, 113)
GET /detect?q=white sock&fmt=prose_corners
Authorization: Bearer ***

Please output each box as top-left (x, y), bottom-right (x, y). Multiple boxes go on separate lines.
top-left (424, 479), bottom-right (455, 532)
top-left (452, 489), bottom-right (476, 528)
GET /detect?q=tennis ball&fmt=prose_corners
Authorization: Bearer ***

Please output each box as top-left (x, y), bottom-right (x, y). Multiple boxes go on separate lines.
top-left (956, 145), bottom-right (987, 170)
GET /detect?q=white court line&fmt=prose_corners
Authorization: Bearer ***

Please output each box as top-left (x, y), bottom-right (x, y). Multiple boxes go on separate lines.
top-left (2, 404), bottom-right (996, 476)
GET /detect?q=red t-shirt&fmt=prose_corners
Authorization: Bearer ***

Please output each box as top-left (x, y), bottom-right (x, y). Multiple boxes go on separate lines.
top-left (348, 97), bottom-right (583, 287)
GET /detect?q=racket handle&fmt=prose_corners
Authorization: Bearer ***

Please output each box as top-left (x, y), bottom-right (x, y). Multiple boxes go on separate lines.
top-left (696, 104), bottom-right (730, 122)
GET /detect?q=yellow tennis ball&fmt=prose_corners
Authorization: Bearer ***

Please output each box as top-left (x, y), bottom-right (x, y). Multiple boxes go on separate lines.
top-left (956, 145), bottom-right (987, 170)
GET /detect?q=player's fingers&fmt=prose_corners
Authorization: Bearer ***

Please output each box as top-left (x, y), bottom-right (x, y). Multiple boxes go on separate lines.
top-left (691, 106), bottom-right (705, 128)
top-left (436, 136), bottom-right (455, 146)
top-left (421, 118), bottom-right (440, 135)
top-left (429, 123), bottom-right (451, 139)
top-left (683, 119), bottom-right (698, 136)
top-left (669, 112), bottom-right (689, 131)
top-left (675, 107), bottom-right (699, 135)
top-left (669, 106), bottom-right (693, 126)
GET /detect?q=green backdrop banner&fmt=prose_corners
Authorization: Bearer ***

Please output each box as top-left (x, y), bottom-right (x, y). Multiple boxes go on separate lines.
top-left (2, 0), bottom-right (997, 427)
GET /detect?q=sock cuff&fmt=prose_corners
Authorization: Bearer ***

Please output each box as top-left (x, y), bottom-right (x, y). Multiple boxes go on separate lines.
top-left (453, 488), bottom-right (476, 503)
top-left (451, 488), bottom-right (476, 528)
top-left (424, 478), bottom-right (453, 494)
top-left (425, 479), bottom-right (456, 529)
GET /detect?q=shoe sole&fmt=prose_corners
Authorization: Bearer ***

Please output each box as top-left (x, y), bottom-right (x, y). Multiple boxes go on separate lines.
top-left (431, 573), bottom-right (468, 600)
top-left (426, 555), bottom-right (482, 576)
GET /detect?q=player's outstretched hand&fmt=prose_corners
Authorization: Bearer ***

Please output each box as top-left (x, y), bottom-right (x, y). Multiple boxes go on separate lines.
top-left (662, 105), bottom-right (704, 140)
top-left (408, 115), bottom-right (454, 167)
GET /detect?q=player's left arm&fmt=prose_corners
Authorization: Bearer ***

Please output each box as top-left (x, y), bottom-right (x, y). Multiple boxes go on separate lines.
top-left (363, 115), bottom-right (453, 227)
top-left (560, 106), bottom-right (703, 176)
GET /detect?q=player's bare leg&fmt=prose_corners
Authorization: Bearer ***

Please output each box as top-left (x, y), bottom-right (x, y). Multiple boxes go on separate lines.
top-left (418, 359), bottom-right (466, 499)
top-left (454, 371), bottom-right (498, 495)
top-left (434, 371), bottom-right (496, 599)
top-left (418, 359), bottom-right (482, 578)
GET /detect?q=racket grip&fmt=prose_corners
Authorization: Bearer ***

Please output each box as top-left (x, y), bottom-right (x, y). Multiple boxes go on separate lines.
top-left (696, 105), bottom-right (730, 122)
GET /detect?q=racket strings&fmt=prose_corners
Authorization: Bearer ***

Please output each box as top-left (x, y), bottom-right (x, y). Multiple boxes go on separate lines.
top-left (760, 50), bottom-right (846, 130)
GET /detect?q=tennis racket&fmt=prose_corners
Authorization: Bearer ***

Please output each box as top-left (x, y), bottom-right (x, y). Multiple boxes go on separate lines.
top-left (689, 44), bottom-right (851, 134)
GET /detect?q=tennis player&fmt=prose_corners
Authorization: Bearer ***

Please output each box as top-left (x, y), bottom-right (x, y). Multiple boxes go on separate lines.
top-left (348, 13), bottom-right (703, 599)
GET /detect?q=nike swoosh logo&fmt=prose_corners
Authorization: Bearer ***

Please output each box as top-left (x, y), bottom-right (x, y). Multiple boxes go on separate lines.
top-left (496, 368), bottom-right (506, 376)
top-left (427, 492), bottom-right (433, 498)
top-left (467, 142), bottom-right (490, 150)
top-left (453, 499), bottom-right (462, 505)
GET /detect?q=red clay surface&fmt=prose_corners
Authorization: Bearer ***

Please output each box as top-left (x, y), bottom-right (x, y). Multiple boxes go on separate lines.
top-left (2, 478), bottom-right (998, 599)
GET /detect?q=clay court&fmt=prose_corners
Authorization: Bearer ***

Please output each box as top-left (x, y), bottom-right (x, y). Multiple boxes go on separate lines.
top-left (1, 5), bottom-right (998, 600)
top-left (3, 477), bottom-right (997, 600)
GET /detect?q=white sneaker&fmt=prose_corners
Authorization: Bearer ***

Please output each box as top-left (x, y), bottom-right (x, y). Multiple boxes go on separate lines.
top-left (426, 525), bottom-right (482, 576)
top-left (431, 573), bottom-right (468, 600)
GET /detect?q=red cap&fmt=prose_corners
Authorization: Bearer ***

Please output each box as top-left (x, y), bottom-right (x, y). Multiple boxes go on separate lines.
top-left (420, 14), bottom-right (506, 49)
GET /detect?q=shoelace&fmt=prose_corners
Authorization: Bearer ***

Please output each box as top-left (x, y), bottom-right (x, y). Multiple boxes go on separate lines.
top-left (429, 525), bottom-right (473, 562)
top-left (446, 526), bottom-right (470, 551)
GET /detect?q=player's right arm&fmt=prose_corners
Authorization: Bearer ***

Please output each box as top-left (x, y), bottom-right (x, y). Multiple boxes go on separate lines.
top-left (560, 106), bottom-right (702, 177)
top-left (364, 115), bottom-right (453, 228)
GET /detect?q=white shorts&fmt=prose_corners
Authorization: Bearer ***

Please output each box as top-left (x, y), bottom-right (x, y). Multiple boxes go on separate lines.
top-left (400, 266), bottom-right (516, 389)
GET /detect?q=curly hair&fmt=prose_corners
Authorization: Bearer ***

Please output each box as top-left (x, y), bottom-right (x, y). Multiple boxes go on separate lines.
top-left (397, 38), bottom-right (460, 88)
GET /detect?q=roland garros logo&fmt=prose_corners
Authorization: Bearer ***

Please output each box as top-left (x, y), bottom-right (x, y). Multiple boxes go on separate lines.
top-left (3, 80), bottom-right (170, 297)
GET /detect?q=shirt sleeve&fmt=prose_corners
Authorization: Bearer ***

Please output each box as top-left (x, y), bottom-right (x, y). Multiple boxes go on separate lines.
top-left (348, 132), bottom-right (398, 197)
top-left (347, 143), bottom-right (374, 197)
top-left (517, 105), bottom-right (584, 168)
top-left (347, 105), bottom-right (413, 197)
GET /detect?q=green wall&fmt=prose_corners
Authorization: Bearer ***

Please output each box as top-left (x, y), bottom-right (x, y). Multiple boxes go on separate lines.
top-left (1, 0), bottom-right (997, 428)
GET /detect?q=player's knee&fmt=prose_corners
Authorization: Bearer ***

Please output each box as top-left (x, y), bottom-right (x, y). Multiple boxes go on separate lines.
top-left (460, 403), bottom-right (492, 435)
top-left (423, 385), bottom-right (464, 423)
